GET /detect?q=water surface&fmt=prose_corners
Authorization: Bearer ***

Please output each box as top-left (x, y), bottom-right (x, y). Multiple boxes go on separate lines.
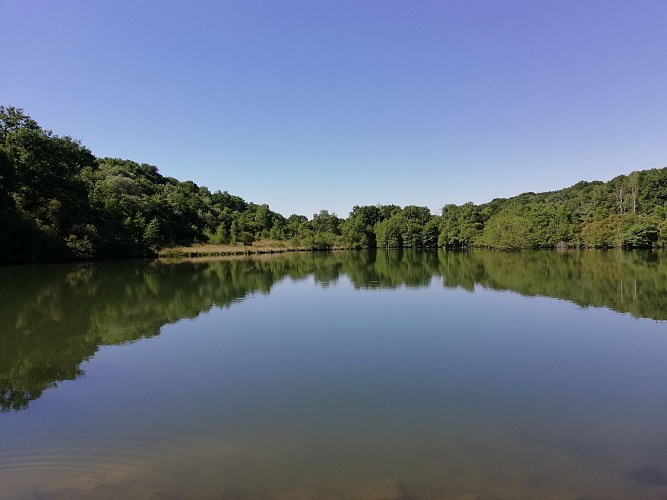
top-left (1, 250), bottom-right (666, 499)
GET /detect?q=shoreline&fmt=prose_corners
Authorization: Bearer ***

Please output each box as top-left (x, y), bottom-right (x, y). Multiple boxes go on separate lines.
top-left (157, 243), bottom-right (349, 259)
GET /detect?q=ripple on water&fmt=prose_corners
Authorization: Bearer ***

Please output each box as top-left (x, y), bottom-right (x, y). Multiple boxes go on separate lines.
top-left (0, 437), bottom-right (183, 499)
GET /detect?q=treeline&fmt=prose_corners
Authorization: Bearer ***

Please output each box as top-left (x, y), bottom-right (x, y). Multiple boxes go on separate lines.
top-left (1, 105), bottom-right (666, 262)
top-left (0, 106), bottom-right (308, 261)
top-left (439, 172), bottom-right (667, 250)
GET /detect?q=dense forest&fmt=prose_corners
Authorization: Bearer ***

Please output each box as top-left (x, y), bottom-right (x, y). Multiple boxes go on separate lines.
top-left (1, 105), bottom-right (666, 263)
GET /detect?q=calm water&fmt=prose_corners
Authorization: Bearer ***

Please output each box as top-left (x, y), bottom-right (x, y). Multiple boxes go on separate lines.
top-left (1, 250), bottom-right (666, 499)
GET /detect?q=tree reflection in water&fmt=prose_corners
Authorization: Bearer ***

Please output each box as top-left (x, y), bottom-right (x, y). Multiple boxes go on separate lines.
top-left (1, 249), bottom-right (665, 411)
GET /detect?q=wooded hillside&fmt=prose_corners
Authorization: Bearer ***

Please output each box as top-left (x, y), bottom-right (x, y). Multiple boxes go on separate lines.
top-left (1, 106), bottom-right (665, 263)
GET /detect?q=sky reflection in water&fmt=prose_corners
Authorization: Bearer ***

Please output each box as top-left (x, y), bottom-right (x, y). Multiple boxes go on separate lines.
top-left (1, 250), bottom-right (666, 499)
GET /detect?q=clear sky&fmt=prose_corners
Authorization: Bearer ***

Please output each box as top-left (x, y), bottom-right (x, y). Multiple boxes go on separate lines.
top-left (1, 1), bottom-right (665, 218)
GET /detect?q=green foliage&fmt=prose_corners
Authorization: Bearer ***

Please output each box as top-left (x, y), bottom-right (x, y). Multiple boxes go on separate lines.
top-left (1, 105), bottom-right (666, 262)
top-left (230, 220), bottom-right (238, 244)
top-left (623, 220), bottom-right (659, 248)
top-left (206, 223), bottom-right (228, 244)
top-left (422, 218), bottom-right (440, 247)
top-left (340, 204), bottom-right (410, 248)
top-left (0, 106), bottom-right (97, 261)
top-left (269, 220), bottom-right (285, 240)
top-left (65, 224), bottom-right (98, 259)
top-left (341, 205), bottom-right (378, 248)
top-left (477, 212), bottom-right (534, 250)
top-left (289, 210), bottom-right (343, 249)
top-left (0, 106), bottom-right (300, 260)
top-left (285, 214), bottom-right (307, 239)
top-left (143, 218), bottom-right (162, 247)
top-left (237, 231), bottom-right (255, 246)
top-left (310, 210), bottom-right (340, 235)
top-left (578, 215), bottom-right (660, 249)
top-left (375, 215), bottom-right (403, 248)
top-left (0, 148), bottom-right (14, 205)
top-left (372, 206), bottom-right (438, 248)
top-left (439, 202), bottom-right (482, 247)
top-left (441, 168), bottom-right (667, 250)
top-left (659, 220), bottom-right (667, 246)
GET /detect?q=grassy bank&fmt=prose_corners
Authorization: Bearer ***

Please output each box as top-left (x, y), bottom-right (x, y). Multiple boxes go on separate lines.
top-left (157, 239), bottom-right (348, 258)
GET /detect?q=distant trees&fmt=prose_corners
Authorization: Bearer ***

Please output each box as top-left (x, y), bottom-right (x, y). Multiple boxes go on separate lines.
top-left (438, 202), bottom-right (482, 248)
top-left (436, 169), bottom-right (667, 251)
top-left (0, 105), bottom-right (315, 261)
top-left (579, 215), bottom-right (660, 249)
top-left (375, 215), bottom-right (402, 248)
top-left (376, 206), bottom-right (429, 247)
top-left (341, 205), bottom-right (381, 248)
top-left (1, 105), bottom-right (665, 263)
top-left (290, 210), bottom-right (341, 249)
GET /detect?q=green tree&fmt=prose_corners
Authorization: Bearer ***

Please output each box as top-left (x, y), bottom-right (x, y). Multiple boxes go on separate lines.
top-left (230, 220), bottom-right (238, 244)
top-left (478, 212), bottom-right (533, 250)
top-left (286, 214), bottom-right (307, 238)
top-left (341, 205), bottom-right (381, 248)
top-left (623, 220), bottom-right (659, 248)
top-left (311, 210), bottom-right (341, 235)
top-left (144, 217), bottom-right (162, 247)
top-left (375, 215), bottom-right (403, 247)
top-left (439, 202), bottom-right (481, 248)
top-left (422, 218), bottom-right (440, 247)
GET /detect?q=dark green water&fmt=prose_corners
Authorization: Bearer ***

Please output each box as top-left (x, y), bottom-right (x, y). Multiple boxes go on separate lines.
top-left (1, 250), bottom-right (666, 499)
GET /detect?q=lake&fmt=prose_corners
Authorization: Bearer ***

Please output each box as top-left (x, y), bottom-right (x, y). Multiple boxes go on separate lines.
top-left (1, 249), bottom-right (666, 499)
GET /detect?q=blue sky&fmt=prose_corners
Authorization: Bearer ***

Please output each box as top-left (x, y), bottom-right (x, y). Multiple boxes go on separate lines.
top-left (1, 1), bottom-right (665, 218)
